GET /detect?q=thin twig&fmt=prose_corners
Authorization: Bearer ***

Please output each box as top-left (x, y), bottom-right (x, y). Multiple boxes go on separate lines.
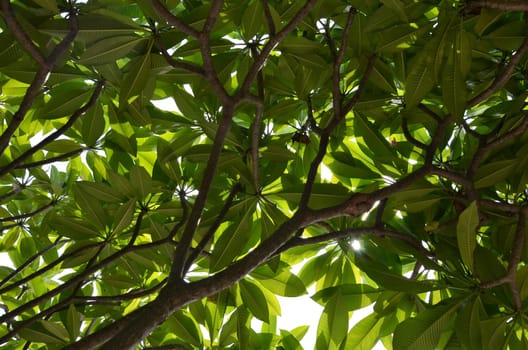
top-left (469, 113), bottom-right (528, 175)
top-left (149, 0), bottom-right (200, 38)
top-left (468, 1), bottom-right (528, 11)
top-left (418, 103), bottom-right (443, 123)
top-left (402, 117), bottom-right (428, 149)
top-left (183, 183), bottom-right (241, 273)
top-left (239, 0), bottom-right (317, 95)
top-left (0, 201), bottom-right (55, 223)
top-left (0, 0), bottom-right (46, 66)
top-left (0, 238), bottom-right (68, 287)
top-left (14, 148), bottom-right (86, 170)
top-left (306, 96), bottom-right (322, 135)
top-left (154, 35), bottom-right (205, 75)
top-left (261, 0), bottom-right (276, 35)
top-left (468, 15), bottom-right (528, 107)
top-left (336, 53), bottom-right (378, 126)
top-left (0, 6), bottom-right (78, 156)
top-left (480, 211), bottom-right (526, 310)
top-left (250, 45), bottom-right (264, 194)
top-left (330, 7), bottom-right (357, 120)
top-left (168, 105), bottom-right (235, 282)
top-left (280, 227), bottom-right (423, 253)
top-left (0, 81), bottom-right (104, 177)
top-left (127, 209), bottom-right (146, 247)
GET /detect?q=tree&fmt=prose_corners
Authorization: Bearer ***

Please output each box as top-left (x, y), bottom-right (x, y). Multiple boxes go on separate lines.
top-left (1, 0), bottom-right (528, 348)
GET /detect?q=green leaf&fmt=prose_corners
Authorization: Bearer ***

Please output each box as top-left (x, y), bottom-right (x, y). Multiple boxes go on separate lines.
top-left (312, 284), bottom-right (379, 310)
top-left (355, 254), bottom-right (441, 293)
top-left (404, 51), bottom-right (435, 109)
top-left (317, 291), bottom-right (349, 348)
top-left (65, 304), bottom-right (81, 341)
top-left (81, 101), bottom-right (105, 146)
top-left (44, 139), bottom-right (84, 153)
top-left (120, 48), bottom-right (153, 107)
top-left (274, 183), bottom-right (350, 210)
top-left (73, 184), bottom-right (107, 230)
top-left (393, 301), bottom-right (462, 350)
top-left (354, 111), bottom-right (396, 160)
top-left (485, 21), bottom-right (525, 50)
top-left (51, 216), bottom-right (101, 240)
top-left (129, 165), bottom-right (152, 200)
top-left (251, 265), bottom-right (307, 297)
top-left (456, 201), bottom-right (479, 271)
top-left (166, 311), bottom-right (203, 347)
top-left (19, 323), bottom-right (67, 344)
top-left (37, 86), bottom-right (93, 119)
top-left (381, 0), bottom-right (407, 22)
top-left (474, 160), bottom-right (517, 188)
top-left (442, 47), bottom-right (466, 120)
top-left (210, 199), bottom-right (257, 272)
top-left (239, 279), bottom-right (270, 323)
top-left (242, 1), bottom-right (264, 40)
top-left (344, 313), bottom-right (383, 350)
top-left (112, 198), bottom-right (136, 234)
top-left (456, 296), bottom-right (483, 350)
top-left (77, 35), bottom-right (145, 65)
top-left (76, 182), bottom-right (124, 202)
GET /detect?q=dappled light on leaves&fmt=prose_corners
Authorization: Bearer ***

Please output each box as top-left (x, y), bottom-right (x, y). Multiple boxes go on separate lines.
top-left (0, 0), bottom-right (528, 349)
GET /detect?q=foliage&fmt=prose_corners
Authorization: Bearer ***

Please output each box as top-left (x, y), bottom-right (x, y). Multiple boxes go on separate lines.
top-left (0, 0), bottom-right (528, 349)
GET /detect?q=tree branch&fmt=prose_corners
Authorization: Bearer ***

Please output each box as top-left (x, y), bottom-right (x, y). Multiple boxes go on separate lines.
top-left (0, 201), bottom-right (55, 223)
top-left (149, 0), bottom-right (200, 38)
top-left (467, 1), bottom-right (528, 11)
top-left (250, 45), bottom-right (264, 194)
top-left (14, 148), bottom-right (86, 170)
top-left (279, 226), bottom-right (423, 253)
top-left (467, 15), bottom-right (528, 107)
top-left (402, 117), bottom-right (428, 149)
top-left (480, 211), bottom-right (526, 310)
top-left (261, 0), bottom-right (276, 35)
top-left (239, 0), bottom-right (317, 95)
top-left (183, 183), bottom-right (241, 273)
top-left (0, 5), bottom-right (78, 156)
top-left (154, 35), bottom-right (205, 75)
top-left (0, 0), bottom-right (46, 66)
top-left (168, 105), bottom-right (235, 282)
top-left (330, 7), bottom-right (357, 120)
top-left (0, 238), bottom-right (68, 288)
top-left (0, 80), bottom-right (104, 178)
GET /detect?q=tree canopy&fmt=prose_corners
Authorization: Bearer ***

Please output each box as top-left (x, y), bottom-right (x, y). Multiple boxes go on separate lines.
top-left (1, 0), bottom-right (528, 349)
